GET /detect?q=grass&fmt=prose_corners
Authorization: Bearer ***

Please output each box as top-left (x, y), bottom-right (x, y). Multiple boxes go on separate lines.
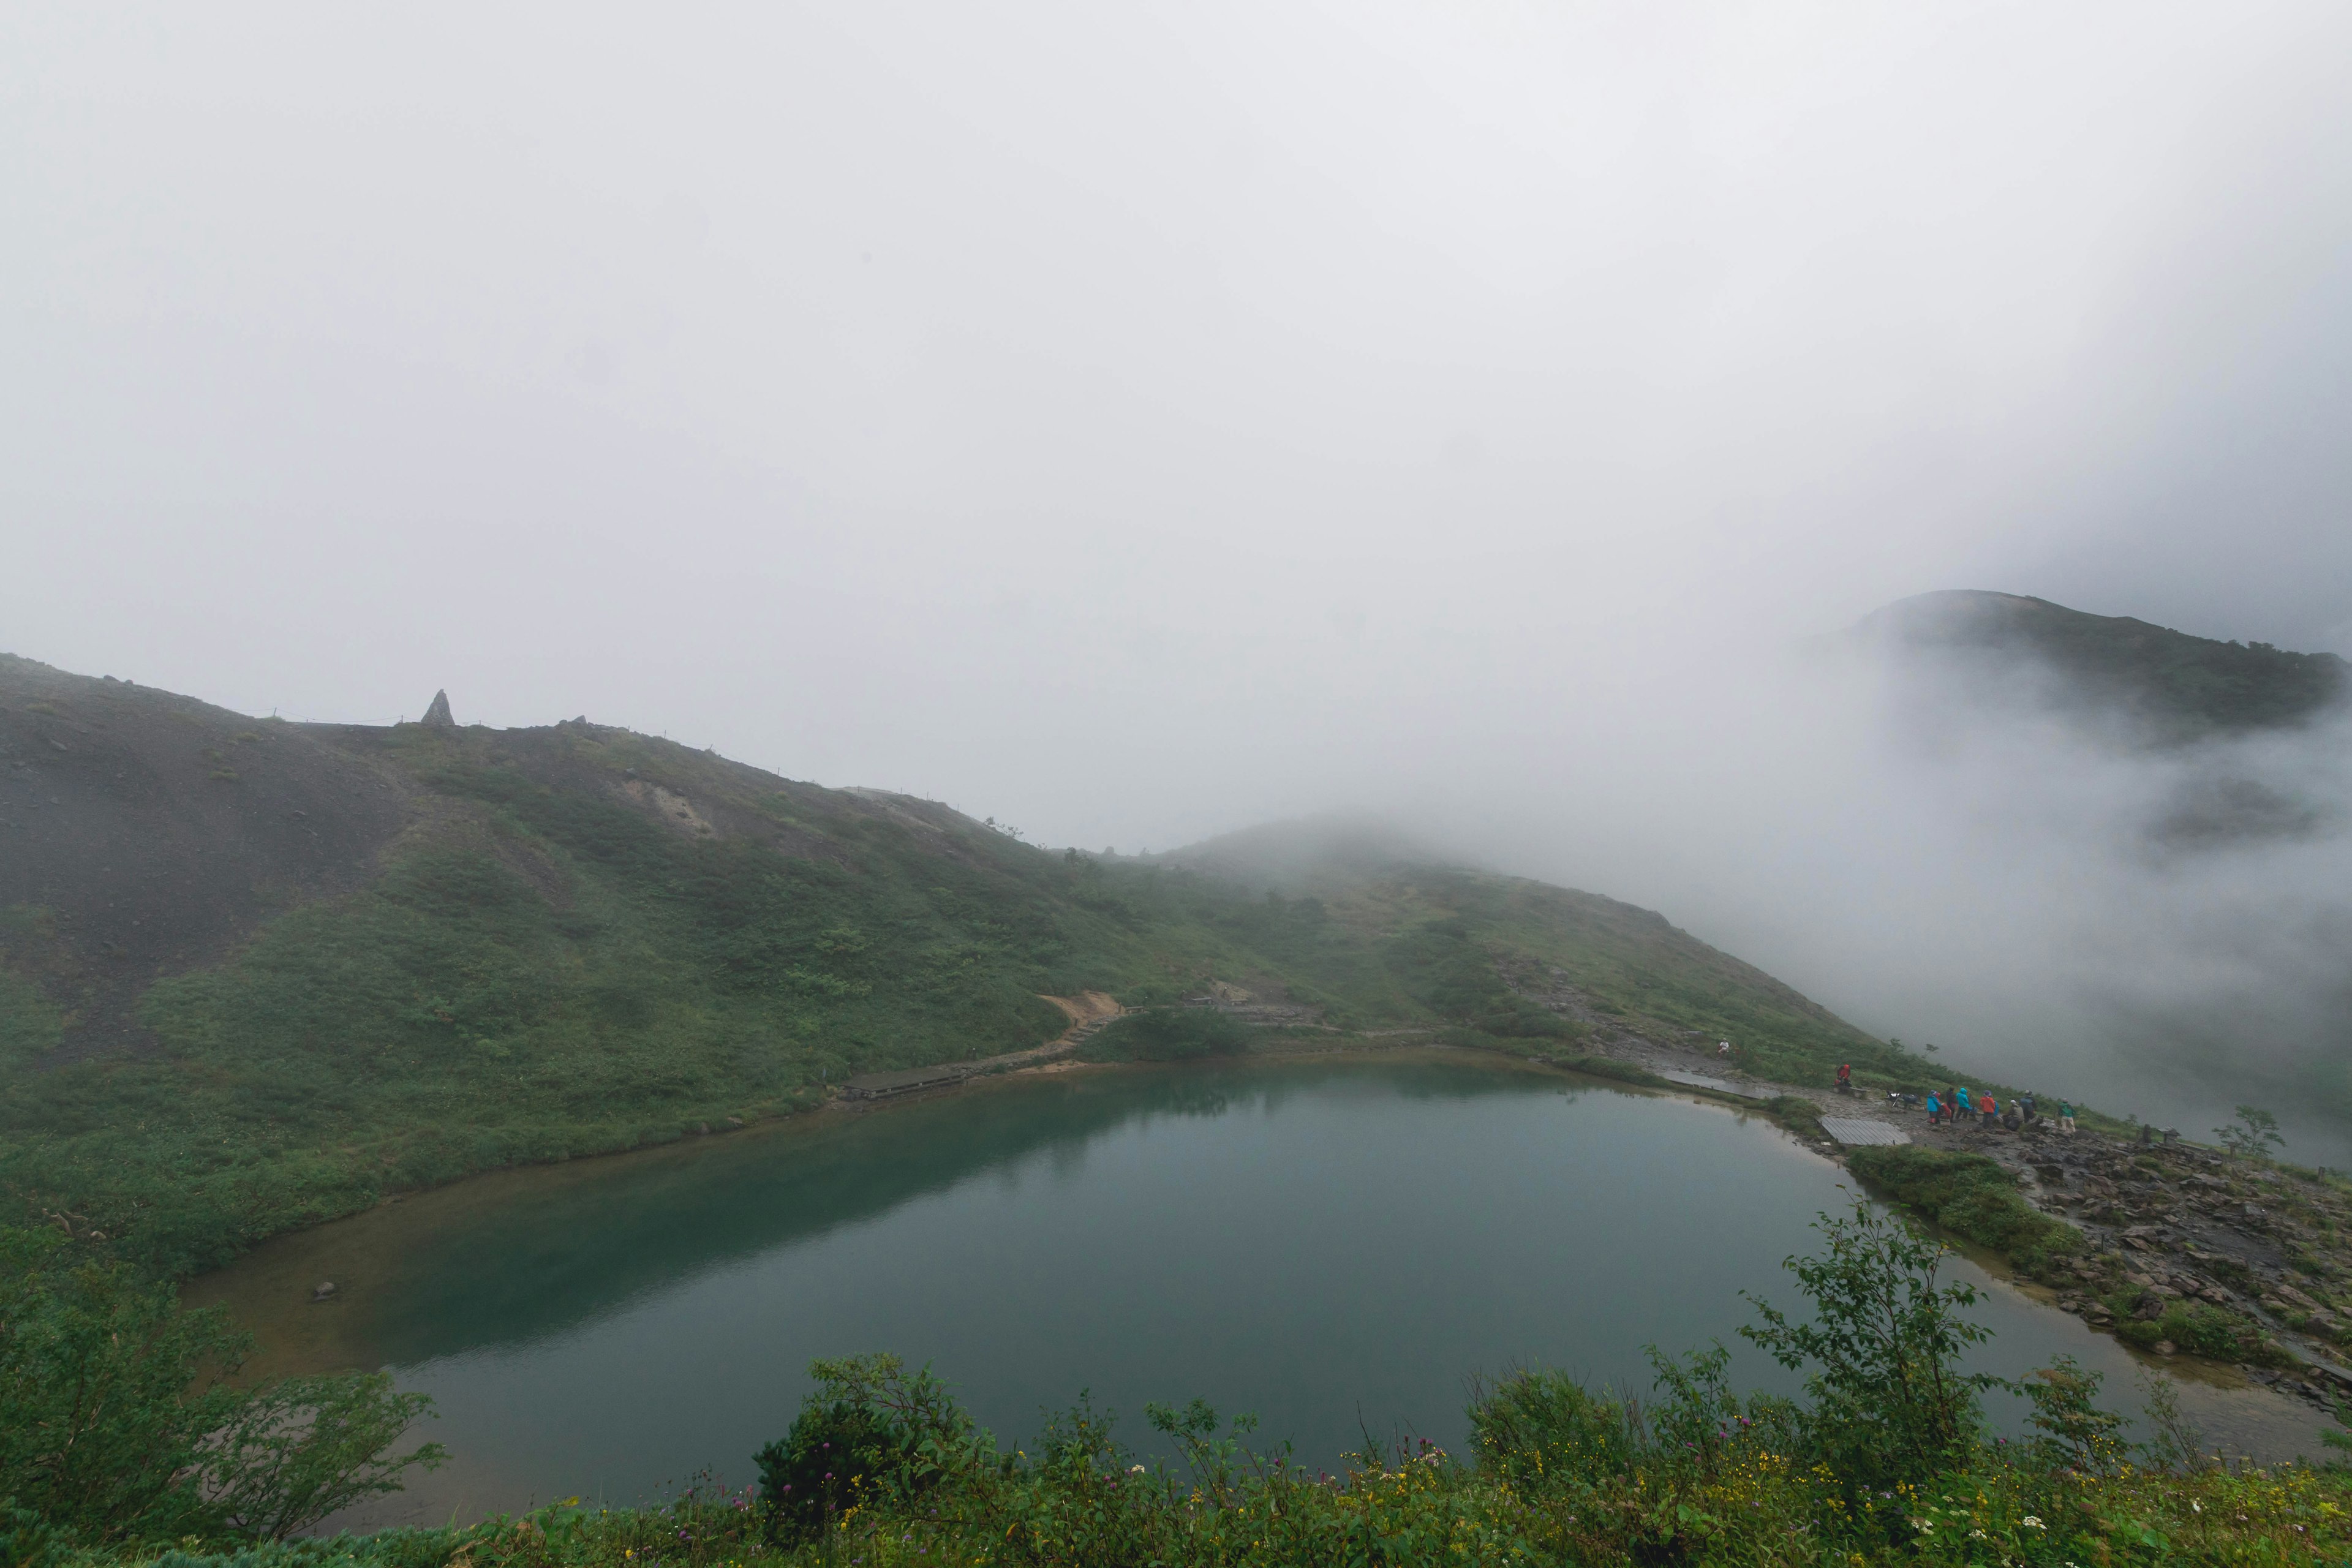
top-left (1074, 1007), bottom-right (1256, 1062)
top-left (1, 723), bottom-right (1901, 1278)
top-left (1843, 1145), bottom-right (2084, 1275)
top-left (39, 1337), bottom-right (2352, 1568)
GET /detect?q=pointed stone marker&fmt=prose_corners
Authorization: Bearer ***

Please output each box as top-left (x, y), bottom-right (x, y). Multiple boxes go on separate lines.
top-left (421, 690), bottom-right (456, 729)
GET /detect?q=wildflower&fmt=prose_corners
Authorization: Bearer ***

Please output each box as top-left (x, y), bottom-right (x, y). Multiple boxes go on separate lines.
top-left (2023, 1517), bottom-right (2046, 1530)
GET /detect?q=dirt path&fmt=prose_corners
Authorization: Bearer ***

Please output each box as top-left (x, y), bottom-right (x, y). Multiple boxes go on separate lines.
top-left (998, 991), bottom-right (1125, 1068)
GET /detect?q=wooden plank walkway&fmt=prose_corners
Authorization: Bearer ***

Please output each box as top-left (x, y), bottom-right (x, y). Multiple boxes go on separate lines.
top-left (1819, 1116), bottom-right (1910, 1147)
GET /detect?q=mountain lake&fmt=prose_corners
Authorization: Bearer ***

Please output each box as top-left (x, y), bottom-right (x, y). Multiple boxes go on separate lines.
top-left (189, 1051), bottom-right (2334, 1529)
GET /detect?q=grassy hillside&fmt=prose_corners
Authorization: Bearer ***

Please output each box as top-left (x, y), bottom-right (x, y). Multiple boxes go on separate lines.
top-left (1, 657), bottom-right (1891, 1276)
top-left (1857, 589), bottom-right (2348, 740)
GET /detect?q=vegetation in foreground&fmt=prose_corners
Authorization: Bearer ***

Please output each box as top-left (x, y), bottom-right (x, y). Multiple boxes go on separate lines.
top-left (16, 1204), bottom-right (2352, 1567)
top-left (0, 1228), bottom-right (442, 1554)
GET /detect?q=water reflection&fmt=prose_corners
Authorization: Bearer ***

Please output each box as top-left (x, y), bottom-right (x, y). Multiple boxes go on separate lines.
top-left (190, 1053), bottom-right (2333, 1530)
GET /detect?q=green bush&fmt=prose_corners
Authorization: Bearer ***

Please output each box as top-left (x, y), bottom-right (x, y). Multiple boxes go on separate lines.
top-left (1555, 1056), bottom-right (1675, 1090)
top-left (0, 1229), bottom-right (441, 1548)
top-left (1766, 1093), bottom-right (1826, 1140)
top-left (752, 1355), bottom-right (968, 1545)
top-left (1844, 1144), bottom-right (2083, 1273)
top-left (2106, 1297), bottom-right (2288, 1363)
top-left (1741, 1199), bottom-right (2000, 1488)
top-left (1078, 1007), bottom-right (1253, 1062)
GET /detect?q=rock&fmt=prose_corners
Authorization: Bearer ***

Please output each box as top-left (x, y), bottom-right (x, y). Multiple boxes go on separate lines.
top-left (421, 690), bottom-right (455, 729)
top-left (2278, 1283), bottom-right (2321, 1311)
top-left (312, 1281), bottom-right (337, 1302)
top-left (2133, 1295), bottom-right (2166, 1321)
top-left (2154, 1340), bottom-right (2177, 1356)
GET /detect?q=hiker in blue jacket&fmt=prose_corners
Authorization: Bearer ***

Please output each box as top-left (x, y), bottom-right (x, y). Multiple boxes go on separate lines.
top-left (1924, 1091), bottom-right (1943, 1125)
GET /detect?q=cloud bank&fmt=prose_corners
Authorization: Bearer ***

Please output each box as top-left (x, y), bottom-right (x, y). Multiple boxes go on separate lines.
top-left (6, 1), bottom-right (2351, 1146)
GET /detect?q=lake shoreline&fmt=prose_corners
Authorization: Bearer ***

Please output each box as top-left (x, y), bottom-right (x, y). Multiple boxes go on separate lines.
top-left (189, 1050), bottom-right (2333, 1529)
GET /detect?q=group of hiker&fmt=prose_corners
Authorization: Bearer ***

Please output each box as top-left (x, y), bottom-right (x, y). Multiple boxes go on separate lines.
top-left (1826, 1058), bottom-right (2078, 1135)
top-left (1917, 1082), bottom-right (2075, 1134)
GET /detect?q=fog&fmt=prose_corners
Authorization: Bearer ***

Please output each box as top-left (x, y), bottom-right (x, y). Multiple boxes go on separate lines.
top-left (6, 4), bottom-right (2352, 1150)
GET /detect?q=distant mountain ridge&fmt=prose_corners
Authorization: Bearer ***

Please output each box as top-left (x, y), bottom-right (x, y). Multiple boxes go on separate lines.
top-left (1856, 589), bottom-right (2349, 742)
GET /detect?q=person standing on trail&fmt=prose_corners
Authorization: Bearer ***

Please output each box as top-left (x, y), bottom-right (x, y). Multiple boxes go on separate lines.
top-left (1981, 1095), bottom-right (2000, 1130)
top-left (1924, 1091), bottom-right (1942, 1125)
top-left (1836, 1063), bottom-right (1852, 1094)
top-left (1717, 1040), bottom-right (1733, 1061)
top-left (1955, 1087), bottom-right (1973, 1118)
top-left (2057, 1099), bottom-right (2076, 1134)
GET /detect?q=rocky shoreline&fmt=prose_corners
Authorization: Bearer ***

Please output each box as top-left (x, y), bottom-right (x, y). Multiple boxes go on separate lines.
top-left (1565, 1017), bottom-right (2352, 1414)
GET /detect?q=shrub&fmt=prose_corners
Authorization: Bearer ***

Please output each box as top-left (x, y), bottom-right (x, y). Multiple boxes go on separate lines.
top-left (1077, 1007), bottom-right (1253, 1062)
top-left (1466, 996), bottom-right (1580, 1040)
top-left (1766, 1093), bottom-right (1826, 1140)
top-left (752, 1354), bottom-right (972, 1545)
top-left (1741, 1199), bottom-right (2000, 1488)
top-left (1557, 1056), bottom-right (1676, 1090)
top-left (0, 1229), bottom-right (441, 1547)
top-left (1844, 1144), bottom-right (2083, 1273)
top-left (1465, 1366), bottom-right (1643, 1483)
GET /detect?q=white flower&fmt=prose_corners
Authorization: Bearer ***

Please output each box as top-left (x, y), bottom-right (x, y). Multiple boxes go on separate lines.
top-left (2023, 1517), bottom-right (2046, 1530)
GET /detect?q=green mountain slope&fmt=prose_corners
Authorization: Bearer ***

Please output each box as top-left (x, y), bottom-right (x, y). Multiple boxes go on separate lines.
top-left (1856, 589), bottom-right (2348, 741)
top-left (1, 657), bottom-right (1892, 1275)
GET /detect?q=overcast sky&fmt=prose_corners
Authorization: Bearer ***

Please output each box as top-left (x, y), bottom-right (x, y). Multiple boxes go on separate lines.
top-left (9, 4), bottom-right (2352, 1128)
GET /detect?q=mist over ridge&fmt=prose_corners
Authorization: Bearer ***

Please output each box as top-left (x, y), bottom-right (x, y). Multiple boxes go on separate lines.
top-left (6, 7), bottom-right (2352, 1158)
top-left (1354, 589), bottom-right (2352, 1164)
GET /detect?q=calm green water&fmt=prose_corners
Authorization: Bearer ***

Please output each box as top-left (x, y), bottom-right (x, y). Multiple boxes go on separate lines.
top-left (193, 1054), bottom-right (2328, 1528)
